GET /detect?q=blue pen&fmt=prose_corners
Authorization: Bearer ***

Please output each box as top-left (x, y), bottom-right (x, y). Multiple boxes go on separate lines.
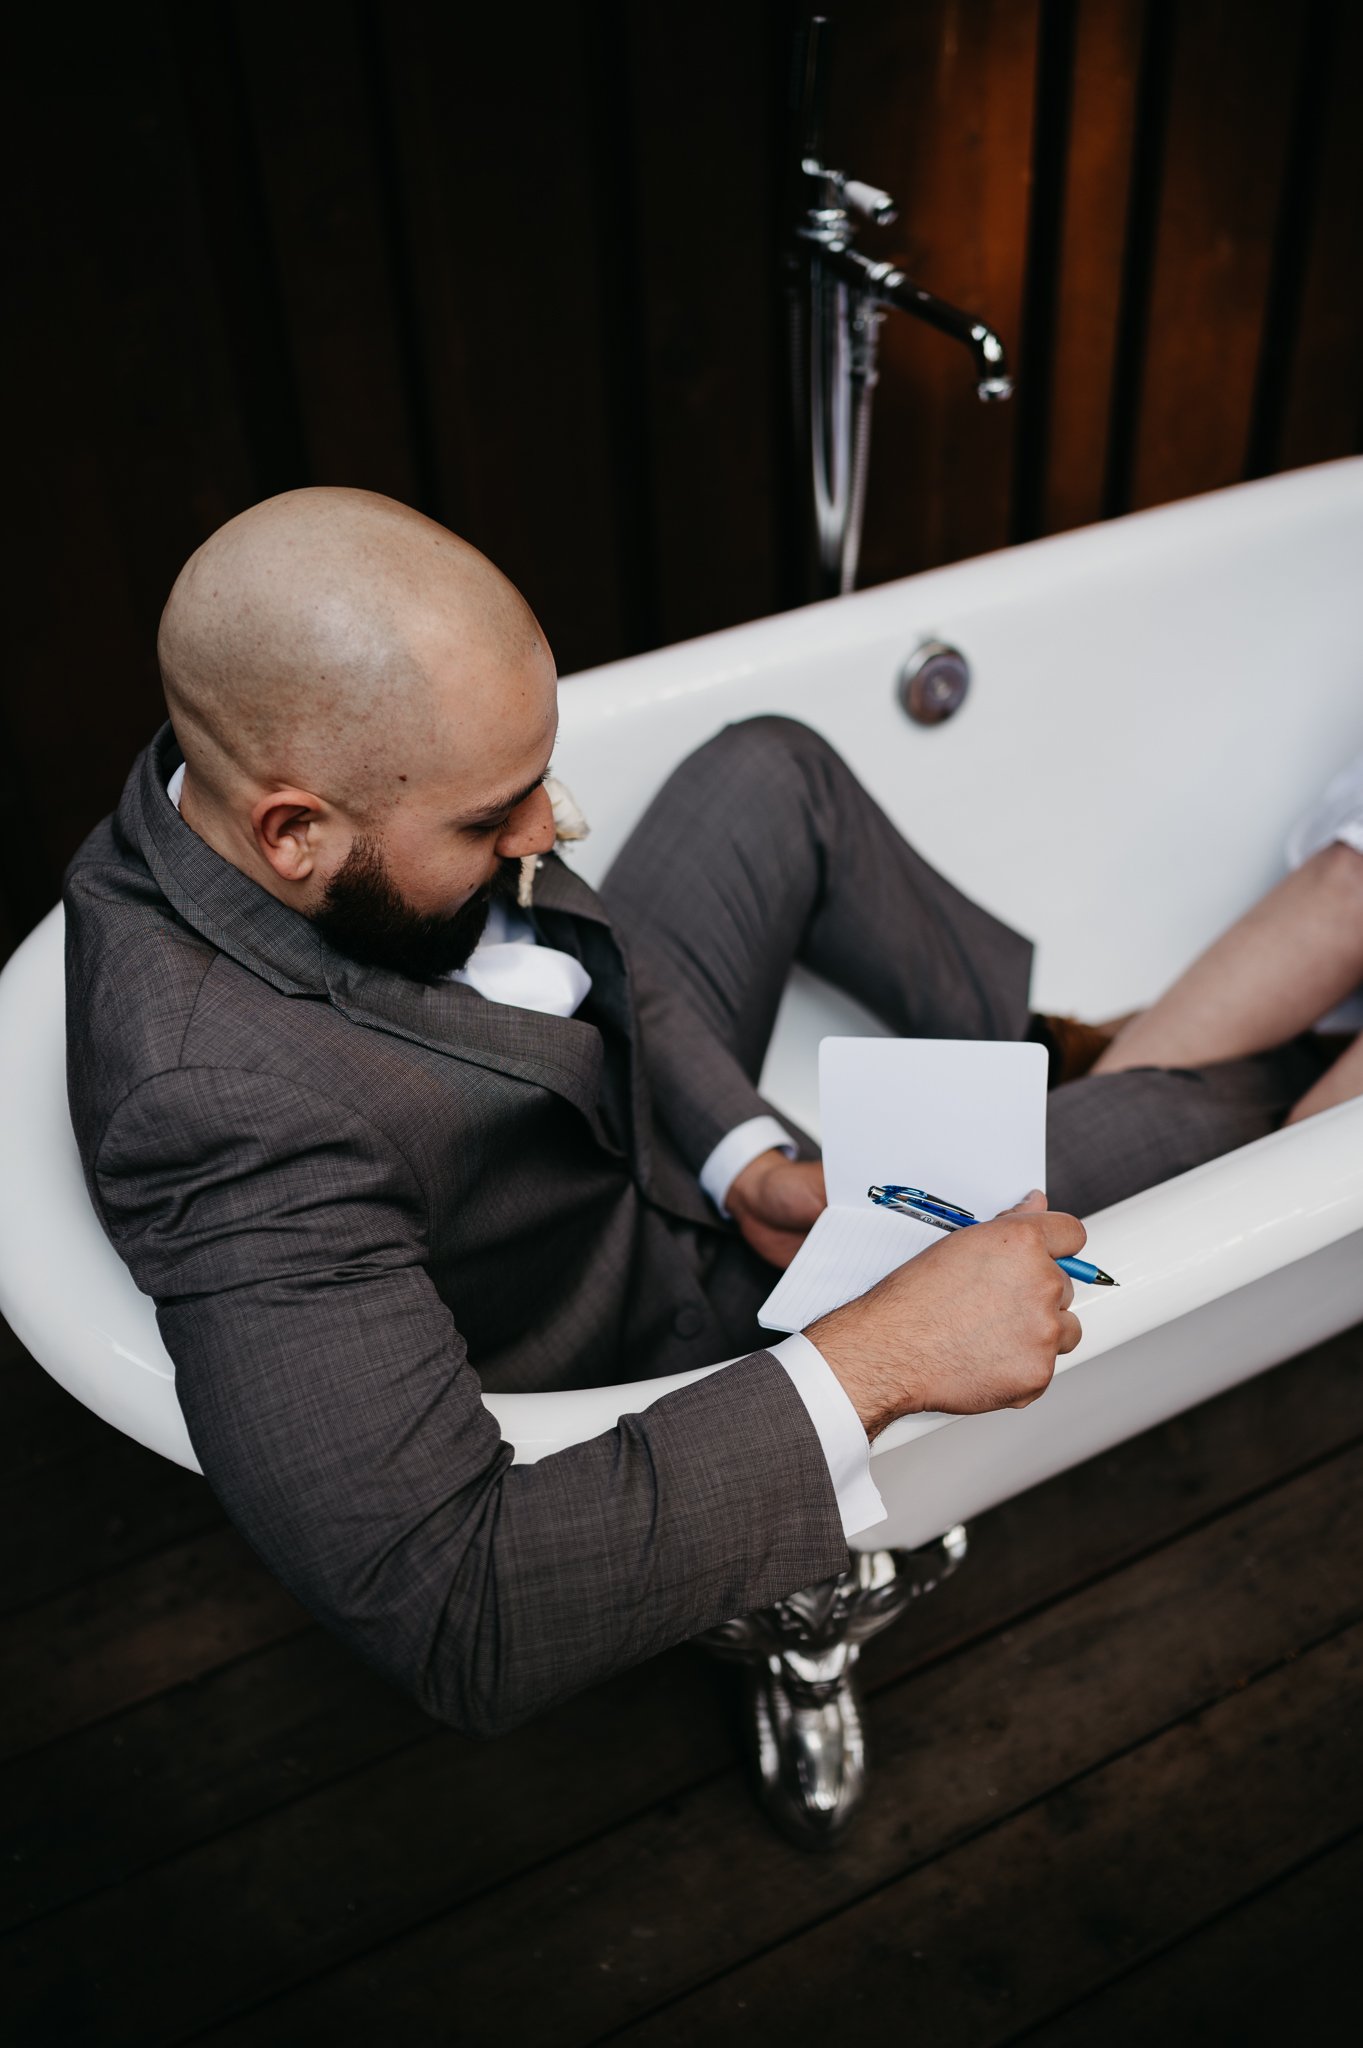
top-left (868, 1184), bottom-right (1119, 1287)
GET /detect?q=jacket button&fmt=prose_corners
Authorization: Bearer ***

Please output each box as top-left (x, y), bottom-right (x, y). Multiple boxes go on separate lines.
top-left (672, 1305), bottom-right (705, 1340)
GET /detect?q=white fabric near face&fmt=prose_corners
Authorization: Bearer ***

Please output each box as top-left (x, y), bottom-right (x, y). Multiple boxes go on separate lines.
top-left (449, 898), bottom-right (591, 1017)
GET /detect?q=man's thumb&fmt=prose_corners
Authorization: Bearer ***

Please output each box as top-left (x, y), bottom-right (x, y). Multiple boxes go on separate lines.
top-left (1003, 1187), bottom-right (1049, 1215)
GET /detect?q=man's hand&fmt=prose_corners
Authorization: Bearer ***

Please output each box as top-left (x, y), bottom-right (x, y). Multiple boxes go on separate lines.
top-left (726, 1150), bottom-right (827, 1269)
top-left (808, 1190), bottom-right (1085, 1439)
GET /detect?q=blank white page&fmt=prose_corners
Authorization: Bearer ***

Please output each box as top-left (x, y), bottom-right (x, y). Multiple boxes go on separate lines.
top-left (758, 1036), bottom-right (1048, 1333)
top-left (820, 1037), bottom-right (1048, 1215)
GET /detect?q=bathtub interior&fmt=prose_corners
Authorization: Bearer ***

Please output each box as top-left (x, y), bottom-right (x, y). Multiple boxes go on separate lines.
top-left (553, 460), bottom-right (1363, 1138)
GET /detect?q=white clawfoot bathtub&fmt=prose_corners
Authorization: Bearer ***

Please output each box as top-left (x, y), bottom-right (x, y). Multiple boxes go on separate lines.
top-left (1, 461), bottom-right (1361, 1560)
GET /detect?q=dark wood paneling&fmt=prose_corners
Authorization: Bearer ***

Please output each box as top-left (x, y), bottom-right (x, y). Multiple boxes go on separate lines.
top-left (230, 1), bottom-right (419, 502)
top-left (375, 3), bottom-right (633, 676)
top-left (1040, 0), bottom-right (1146, 535)
top-left (624, 4), bottom-right (787, 646)
top-left (1277, 0), bottom-right (1363, 470)
top-left (1129, 0), bottom-right (1306, 508)
top-left (9, 18), bottom-right (261, 908)
top-left (822, 0), bottom-right (1042, 580)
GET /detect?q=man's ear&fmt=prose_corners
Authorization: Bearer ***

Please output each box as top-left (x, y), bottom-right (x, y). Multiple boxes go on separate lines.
top-left (251, 789), bottom-right (331, 885)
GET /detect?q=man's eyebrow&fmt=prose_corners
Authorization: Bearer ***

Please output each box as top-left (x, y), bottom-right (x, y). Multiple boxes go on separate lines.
top-left (460, 773), bottom-right (546, 827)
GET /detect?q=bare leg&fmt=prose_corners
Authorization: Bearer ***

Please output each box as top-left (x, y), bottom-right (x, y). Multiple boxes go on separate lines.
top-left (1095, 843), bottom-right (1363, 1076)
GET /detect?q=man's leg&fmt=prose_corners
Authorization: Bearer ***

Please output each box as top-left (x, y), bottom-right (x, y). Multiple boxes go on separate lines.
top-left (604, 717), bottom-right (1329, 1231)
top-left (602, 717), bottom-right (1036, 1354)
top-left (601, 716), bottom-right (1034, 1083)
top-left (1047, 1035), bottom-right (1332, 1217)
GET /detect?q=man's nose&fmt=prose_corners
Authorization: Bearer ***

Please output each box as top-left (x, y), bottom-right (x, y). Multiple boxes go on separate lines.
top-left (496, 784), bottom-right (556, 860)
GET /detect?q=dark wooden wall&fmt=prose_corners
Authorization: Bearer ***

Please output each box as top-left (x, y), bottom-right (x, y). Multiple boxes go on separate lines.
top-left (7, 0), bottom-right (1362, 957)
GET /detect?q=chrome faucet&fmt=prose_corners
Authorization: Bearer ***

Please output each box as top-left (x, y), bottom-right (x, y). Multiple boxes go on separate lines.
top-left (789, 16), bottom-right (1014, 599)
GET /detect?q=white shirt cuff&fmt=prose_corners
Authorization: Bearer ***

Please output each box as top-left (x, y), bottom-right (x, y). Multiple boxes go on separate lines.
top-left (699, 1115), bottom-right (798, 1217)
top-left (767, 1331), bottom-right (886, 1540)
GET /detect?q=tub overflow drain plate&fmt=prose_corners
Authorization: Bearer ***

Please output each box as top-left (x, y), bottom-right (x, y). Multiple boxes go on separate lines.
top-left (898, 641), bottom-right (970, 726)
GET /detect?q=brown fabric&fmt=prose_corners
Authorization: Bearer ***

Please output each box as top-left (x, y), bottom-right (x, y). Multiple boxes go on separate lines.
top-left (1031, 1012), bottom-right (1121, 1088)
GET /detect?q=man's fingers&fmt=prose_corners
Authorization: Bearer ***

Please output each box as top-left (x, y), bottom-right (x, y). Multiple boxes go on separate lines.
top-left (1039, 1209), bottom-right (1087, 1259)
top-left (1003, 1187), bottom-right (1048, 1216)
top-left (1059, 1275), bottom-right (1075, 1311)
top-left (1056, 1308), bottom-right (1083, 1354)
top-left (770, 1162), bottom-right (827, 1228)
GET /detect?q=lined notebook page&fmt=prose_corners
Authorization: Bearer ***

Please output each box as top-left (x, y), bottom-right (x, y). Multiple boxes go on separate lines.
top-left (758, 1036), bottom-right (1048, 1333)
top-left (758, 1203), bottom-right (939, 1332)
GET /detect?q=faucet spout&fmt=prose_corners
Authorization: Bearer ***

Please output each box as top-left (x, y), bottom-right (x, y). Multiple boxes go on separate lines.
top-left (880, 273), bottom-right (1013, 401)
top-left (809, 239), bottom-right (1014, 401)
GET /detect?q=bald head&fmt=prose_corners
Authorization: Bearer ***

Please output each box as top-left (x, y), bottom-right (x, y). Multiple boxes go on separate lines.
top-left (154, 489), bottom-right (561, 955)
top-left (159, 487), bottom-right (548, 819)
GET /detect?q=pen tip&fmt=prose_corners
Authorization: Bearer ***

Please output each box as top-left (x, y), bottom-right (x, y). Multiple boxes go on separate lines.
top-left (1096, 1272), bottom-right (1118, 1286)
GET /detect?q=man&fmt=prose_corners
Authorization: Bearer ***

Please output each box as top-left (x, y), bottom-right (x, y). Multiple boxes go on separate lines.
top-left (63, 489), bottom-right (1289, 1739)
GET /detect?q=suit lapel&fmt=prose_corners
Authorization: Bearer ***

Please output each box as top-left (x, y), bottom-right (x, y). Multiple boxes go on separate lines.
top-left (125, 736), bottom-right (680, 1176)
top-left (532, 859), bottom-right (655, 1186)
top-left (322, 950), bottom-right (612, 1134)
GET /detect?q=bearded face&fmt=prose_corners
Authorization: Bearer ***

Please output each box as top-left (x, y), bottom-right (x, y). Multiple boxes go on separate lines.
top-left (312, 834), bottom-right (518, 982)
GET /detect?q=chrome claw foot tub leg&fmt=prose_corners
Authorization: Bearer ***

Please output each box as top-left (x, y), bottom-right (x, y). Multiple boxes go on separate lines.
top-left (698, 1525), bottom-right (968, 1848)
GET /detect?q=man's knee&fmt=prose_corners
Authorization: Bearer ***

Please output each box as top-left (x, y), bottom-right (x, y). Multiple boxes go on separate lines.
top-left (715, 715), bottom-right (835, 770)
top-left (624, 716), bottom-right (855, 870)
top-left (683, 716), bottom-right (843, 808)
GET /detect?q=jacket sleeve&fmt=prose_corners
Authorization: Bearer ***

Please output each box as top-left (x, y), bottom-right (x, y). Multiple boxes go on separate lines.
top-left (92, 1065), bottom-right (848, 1737)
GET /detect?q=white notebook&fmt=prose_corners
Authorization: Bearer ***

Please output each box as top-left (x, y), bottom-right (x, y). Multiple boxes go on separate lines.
top-left (758, 1036), bottom-right (1048, 1332)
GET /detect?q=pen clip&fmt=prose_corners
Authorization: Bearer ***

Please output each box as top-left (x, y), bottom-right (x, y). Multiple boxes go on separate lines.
top-left (880, 1184), bottom-right (976, 1221)
top-left (867, 1188), bottom-right (963, 1233)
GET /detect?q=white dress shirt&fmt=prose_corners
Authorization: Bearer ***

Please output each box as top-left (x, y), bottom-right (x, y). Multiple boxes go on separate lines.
top-left (166, 764), bottom-right (884, 1537)
top-left (1285, 747), bottom-right (1363, 1030)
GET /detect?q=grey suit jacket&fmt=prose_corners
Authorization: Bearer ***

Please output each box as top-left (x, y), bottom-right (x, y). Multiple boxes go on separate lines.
top-left (64, 727), bottom-right (847, 1734)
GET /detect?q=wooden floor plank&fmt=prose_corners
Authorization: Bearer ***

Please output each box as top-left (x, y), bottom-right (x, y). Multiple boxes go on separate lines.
top-left (4, 1325), bottom-right (1360, 1939)
top-left (609, 1623), bottom-right (1363, 2048)
top-left (0, 1632), bottom-right (429, 1933)
top-left (0, 1324), bottom-right (223, 1614)
top-left (0, 1527), bottom-right (304, 1762)
top-left (1, 1430), bottom-right (219, 1614)
top-left (4, 1648), bottom-right (739, 2046)
top-left (1016, 1828), bottom-right (1363, 2047)
top-left (0, 1319), bottom-right (112, 1481)
top-left (158, 1437), bottom-right (1363, 2048)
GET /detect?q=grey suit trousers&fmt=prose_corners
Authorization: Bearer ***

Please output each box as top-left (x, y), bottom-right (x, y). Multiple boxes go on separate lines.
top-left (605, 717), bottom-right (1322, 1275)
